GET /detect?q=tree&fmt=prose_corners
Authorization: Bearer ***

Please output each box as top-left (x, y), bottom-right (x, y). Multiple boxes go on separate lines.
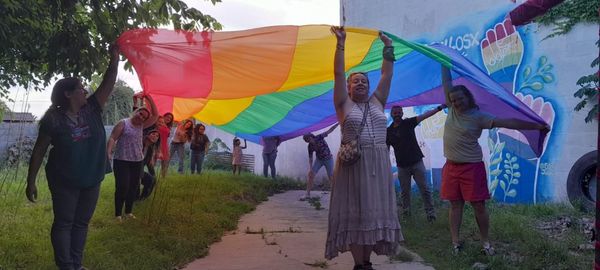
top-left (573, 39), bottom-right (599, 123)
top-left (0, 0), bottom-right (223, 98)
top-left (0, 99), bottom-right (9, 121)
top-left (101, 79), bottom-right (135, 125)
top-left (536, 0), bottom-right (599, 123)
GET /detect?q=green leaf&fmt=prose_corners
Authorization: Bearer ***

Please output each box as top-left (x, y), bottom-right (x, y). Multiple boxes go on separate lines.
top-left (487, 138), bottom-right (494, 152)
top-left (512, 163), bottom-right (520, 170)
top-left (489, 179), bottom-right (499, 191)
top-left (503, 173), bottom-right (509, 180)
top-left (499, 180), bottom-right (506, 191)
top-left (538, 56), bottom-right (548, 67)
top-left (510, 156), bottom-right (517, 163)
top-left (490, 169), bottom-right (502, 176)
top-left (504, 164), bottom-right (511, 169)
top-left (513, 172), bottom-right (521, 178)
top-left (541, 64), bottom-right (554, 72)
top-left (491, 157), bottom-right (502, 166)
top-left (505, 153), bottom-right (511, 159)
top-left (530, 81), bottom-right (544, 91)
top-left (506, 189), bottom-right (517, 197)
top-left (505, 169), bottom-right (512, 175)
top-left (522, 66), bottom-right (532, 78)
top-left (497, 142), bottom-right (505, 153)
top-left (542, 74), bottom-right (554, 83)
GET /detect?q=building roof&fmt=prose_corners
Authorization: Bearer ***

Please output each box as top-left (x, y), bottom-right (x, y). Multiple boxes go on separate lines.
top-left (2, 112), bottom-right (36, 122)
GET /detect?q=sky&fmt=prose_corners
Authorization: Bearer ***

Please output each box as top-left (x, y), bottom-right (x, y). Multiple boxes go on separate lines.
top-left (4, 0), bottom-right (340, 118)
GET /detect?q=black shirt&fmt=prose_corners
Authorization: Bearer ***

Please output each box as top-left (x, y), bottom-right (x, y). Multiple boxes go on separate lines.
top-left (386, 117), bottom-right (424, 167)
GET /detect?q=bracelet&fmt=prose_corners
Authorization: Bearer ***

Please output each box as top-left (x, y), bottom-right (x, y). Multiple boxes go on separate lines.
top-left (383, 46), bottom-right (395, 62)
top-left (336, 44), bottom-right (345, 51)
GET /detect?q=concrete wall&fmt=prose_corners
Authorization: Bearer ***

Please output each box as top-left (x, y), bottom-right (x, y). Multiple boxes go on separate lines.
top-left (341, 0), bottom-right (597, 203)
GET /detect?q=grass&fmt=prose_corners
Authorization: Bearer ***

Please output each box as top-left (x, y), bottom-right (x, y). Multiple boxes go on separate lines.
top-left (395, 192), bottom-right (594, 269)
top-left (0, 167), bottom-right (302, 270)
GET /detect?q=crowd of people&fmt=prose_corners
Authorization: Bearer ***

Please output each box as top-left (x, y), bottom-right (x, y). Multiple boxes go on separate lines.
top-left (24, 26), bottom-right (550, 270)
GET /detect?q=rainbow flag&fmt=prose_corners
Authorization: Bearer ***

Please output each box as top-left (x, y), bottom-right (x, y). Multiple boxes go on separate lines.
top-left (117, 25), bottom-right (548, 156)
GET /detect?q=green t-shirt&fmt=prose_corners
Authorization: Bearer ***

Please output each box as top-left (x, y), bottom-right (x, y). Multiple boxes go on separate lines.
top-left (40, 95), bottom-right (106, 188)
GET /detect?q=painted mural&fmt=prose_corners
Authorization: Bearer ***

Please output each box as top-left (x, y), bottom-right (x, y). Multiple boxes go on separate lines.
top-left (396, 5), bottom-right (564, 204)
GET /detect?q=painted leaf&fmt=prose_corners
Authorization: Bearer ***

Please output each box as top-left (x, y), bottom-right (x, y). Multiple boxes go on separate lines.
top-left (538, 56), bottom-right (547, 67)
top-left (511, 178), bottom-right (519, 185)
top-left (491, 168), bottom-right (502, 176)
top-left (489, 179), bottom-right (499, 191)
top-left (506, 189), bottom-right (517, 197)
top-left (542, 74), bottom-right (554, 83)
top-left (523, 66), bottom-right (532, 78)
top-left (503, 173), bottom-right (509, 180)
top-left (512, 163), bottom-right (520, 170)
top-left (491, 157), bottom-right (502, 165)
top-left (530, 81), bottom-right (543, 91)
top-left (510, 156), bottom-right (517, 163)
top-left (504, 164), bottom-right (511, 169)
top-left (500, 180), bottom-right (506, 191)
top-left (513, 172), bottom-right (521, 178)
top-left (505, 169), bottom-right (512, 174)
top-left (497, 142), bottom-right (505, 153)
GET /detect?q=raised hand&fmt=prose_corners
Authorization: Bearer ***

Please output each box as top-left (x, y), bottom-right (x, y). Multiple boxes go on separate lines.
top-left (480, 18), bottom-right (523, 85)
top-left (379, 32), bottom-right (392, 46)
top-left (330, 26), bottom-right (346, 42)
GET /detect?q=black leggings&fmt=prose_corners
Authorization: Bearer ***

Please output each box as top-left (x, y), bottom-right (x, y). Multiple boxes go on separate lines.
top-left (113, 159), bottom-right (143, 216)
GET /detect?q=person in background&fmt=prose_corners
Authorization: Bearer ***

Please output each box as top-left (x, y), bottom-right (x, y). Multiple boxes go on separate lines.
top-left (25, 44), bottom-right (120, 270)
top-left (190, 123), bottom-right (210, 174)
top-left (153, 116), bottom-right (170, 179)
top-left (302, 123), bottom-right (338, 200)
top-left (107, 94), bottom-right (158, 221)
top-left (139, 128), bottom-right (160, 200)
top-left (325, 26), bottom-right (402, 270)
top-left (261, 136), bottom-right (280, 179)
top-left (169, 119), bottom-right (193, 174)
top-left (386, 104), bottom-right (446, 221)
top-left (231, 137), bottom-right (247, 175)
top-left (441, 65), bottom-right (549, 255)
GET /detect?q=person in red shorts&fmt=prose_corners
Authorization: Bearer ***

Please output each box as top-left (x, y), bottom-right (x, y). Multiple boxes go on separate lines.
top-left (441, 66), bottom-right (549, 256)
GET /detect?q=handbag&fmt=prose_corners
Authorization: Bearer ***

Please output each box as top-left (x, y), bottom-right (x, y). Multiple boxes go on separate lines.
top-left (338, 102), bottom-right (369, 166)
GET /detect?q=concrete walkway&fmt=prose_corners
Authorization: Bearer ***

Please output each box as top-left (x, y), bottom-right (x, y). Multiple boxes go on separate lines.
top-left (183, 190), bottom-right (434, 270)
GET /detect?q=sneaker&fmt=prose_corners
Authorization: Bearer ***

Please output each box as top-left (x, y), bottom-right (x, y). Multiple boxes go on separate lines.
top-left (452, 242), bottom-right (463, 255)
top-left (115, 216), bottom-right (123, 223)
top-left (125, 213), bottom-right (136, 219)
top-left (482, 243), bottom-right (496, 256)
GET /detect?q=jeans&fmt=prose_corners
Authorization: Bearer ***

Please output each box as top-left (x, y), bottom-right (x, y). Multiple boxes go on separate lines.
top-left (262, 152), bottom-right (277, 179)
top-left (113, 159), bottom-right (143, 216)
top-left (47, 175), bottom-right (100, 270)
top-left (169, 142), bottom-right (185, 173)
top-left (397, 160), bottom-right (435, 216)
top-left (190, 151), bottom-right (205, 174)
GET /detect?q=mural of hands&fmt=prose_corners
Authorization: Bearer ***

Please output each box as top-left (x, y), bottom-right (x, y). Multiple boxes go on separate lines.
top-left (489, 93), bottom-right (555, 203)
top-left (480, 18), bottom-right (524, 86)
top-left (497, 93), bottom-right (555, 159)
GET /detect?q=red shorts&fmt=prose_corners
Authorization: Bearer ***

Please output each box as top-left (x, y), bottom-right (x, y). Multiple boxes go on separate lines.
top-left (441, 161), bottom-right (490, 202)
